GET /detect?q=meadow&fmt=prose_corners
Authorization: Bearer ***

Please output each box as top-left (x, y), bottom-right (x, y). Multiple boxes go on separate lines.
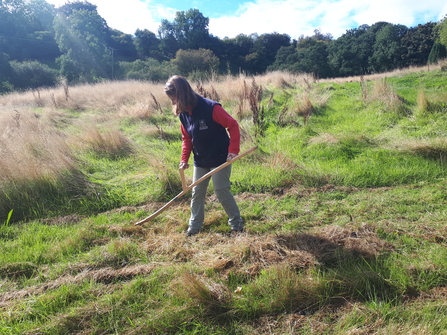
top-left (1, 63), bottom-right (447, 334)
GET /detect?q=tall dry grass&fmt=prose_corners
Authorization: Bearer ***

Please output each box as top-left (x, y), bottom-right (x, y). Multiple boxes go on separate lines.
top-left (0, 80), bottom-right (171, 115)
top-left (0, 110), bottom-right (76, 182)
top-left (321, 59), bottom-right (447, 84)
top-left (397, 138), bottom-right (447, 162)
top-left (0, 73), bottom-right (320, 128)
top-left (368, 79), bottom-right (407, 115)
top-left (416, 89), bottom-right (447, 115)
top-left (71, 122), bottom-right (134, 159)
top-left (0, 109), bottom-right (92, 221)
top-left (173, 271), bottom-right (231, 317)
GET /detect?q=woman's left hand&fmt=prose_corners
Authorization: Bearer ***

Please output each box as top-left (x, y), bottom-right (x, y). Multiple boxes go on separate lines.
top-left (227, 153), bottom-right (238, 161)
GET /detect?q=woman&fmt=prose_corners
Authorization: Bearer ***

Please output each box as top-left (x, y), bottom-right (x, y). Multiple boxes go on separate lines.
top-left (164, 75), bottom-right (244, 236)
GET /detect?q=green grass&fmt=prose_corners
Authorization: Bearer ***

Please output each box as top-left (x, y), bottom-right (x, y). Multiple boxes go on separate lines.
top-left (1, 69), bottom-right (447, 334)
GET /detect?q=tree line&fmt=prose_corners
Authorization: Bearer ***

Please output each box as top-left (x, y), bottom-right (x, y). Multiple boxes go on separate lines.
top-left (1, 0), bottom-right (446, 93)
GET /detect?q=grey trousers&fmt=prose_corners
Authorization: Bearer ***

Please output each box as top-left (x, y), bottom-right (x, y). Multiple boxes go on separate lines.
top-left (187, 164), bottom-right (243, 234)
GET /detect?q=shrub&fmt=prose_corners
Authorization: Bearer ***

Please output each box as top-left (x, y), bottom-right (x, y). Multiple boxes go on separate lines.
top-left (172, 48), bottom-right (219, 80)
top-left (118, 59), bottom-right (173, 82)
top-left (428, 43), bottom-right (447, 64)
top-left (9, 60), bottom-right (59, 90)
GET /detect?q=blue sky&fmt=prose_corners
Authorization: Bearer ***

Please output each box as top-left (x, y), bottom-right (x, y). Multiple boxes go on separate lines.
top-left (163, 0), bottom-right (243, 17)
top-left (46, 0), bottom-right (447, 39)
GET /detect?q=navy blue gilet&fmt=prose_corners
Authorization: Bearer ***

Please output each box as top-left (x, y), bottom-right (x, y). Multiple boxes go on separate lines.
top-left (179, 96), bottom-right (230, 167)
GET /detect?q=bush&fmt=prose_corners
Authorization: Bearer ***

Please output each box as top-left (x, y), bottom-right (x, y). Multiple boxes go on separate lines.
top-left (0, 53), bottom-right (14, 94)
top-left (10, 60), bottom-right (59, 90)
top-left (172, 48), bottom-right (219, 80)
top-left (118, 58), bottom-right (173, 82)
top-left (428, 43), bottom-right (447, 64)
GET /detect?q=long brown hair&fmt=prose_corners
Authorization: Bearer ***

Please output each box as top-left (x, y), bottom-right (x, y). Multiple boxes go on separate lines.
top-left (164, 75), bottom-right (198, 115)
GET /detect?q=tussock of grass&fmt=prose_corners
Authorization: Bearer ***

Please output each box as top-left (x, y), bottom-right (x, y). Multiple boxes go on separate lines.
top-left (392, 137), bottom-right (447, 162)
top-left (0, 110), bottom-right (76, 182)
top-left (0, 110), bottom-right (96, 221)
top-left (173, 271), bottom-right (231, 317)
top-left (295, 92), bottom-right (315, 123)
top-left (237, 265), bottom-right (325, 316)
top-left (369, 78), bottom-right (407, 115)
top-left (416, 89), bottom-right (447, 116)
top-left (74, 123), bottom-right (134, 159)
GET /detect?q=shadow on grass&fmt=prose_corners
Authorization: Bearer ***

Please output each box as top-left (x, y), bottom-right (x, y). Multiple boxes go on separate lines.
top-left (276, 231), bottom-right (400, 304)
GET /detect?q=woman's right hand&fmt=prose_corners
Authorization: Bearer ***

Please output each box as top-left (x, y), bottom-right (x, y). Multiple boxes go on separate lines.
top-left (179, 162), bottom-right (189, 170)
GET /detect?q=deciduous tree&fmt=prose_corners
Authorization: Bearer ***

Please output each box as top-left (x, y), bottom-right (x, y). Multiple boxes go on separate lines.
top-left (171, 48), bottom-right (219, 79)
top-left (400, 22), bottom-right (436, 66)
top-left (246, 32), bottom-right (291, 74)
top-left (369, 23), bottom-right (408, 73)
top-left (134, 29), bottom-right (161, 60)
top-left (327, 25), bottom-right (375, 76)
top-left (158, 9), bottom-right (211, 58)
top-left (54, 1), bottom-right (110, 82)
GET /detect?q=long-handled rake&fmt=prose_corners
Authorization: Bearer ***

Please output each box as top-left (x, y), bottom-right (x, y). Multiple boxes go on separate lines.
top-left (135, 146), bottom-right (258, 226)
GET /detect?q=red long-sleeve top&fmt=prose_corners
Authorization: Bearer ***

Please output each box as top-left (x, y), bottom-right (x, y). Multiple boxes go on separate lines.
top-left (180, 104), bottom-right (240, 163)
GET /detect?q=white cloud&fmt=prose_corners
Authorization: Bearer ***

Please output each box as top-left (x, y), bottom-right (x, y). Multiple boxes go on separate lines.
top-left (46, 0), bottom-right (447, 38)
top-left (350, 0), bottom-right (445, 27)
top-left (98, 0), bottom-right (160, 34)
top-left (209, 0), bottom-right (447, 39)
top-left (45, 0), bottom-right (168, 34)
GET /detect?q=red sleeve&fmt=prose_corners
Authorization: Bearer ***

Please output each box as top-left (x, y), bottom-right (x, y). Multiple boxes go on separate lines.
top-left (212, 104), bottom-right (240, 154)
top-left (181, 124), bottom-right (192, 163)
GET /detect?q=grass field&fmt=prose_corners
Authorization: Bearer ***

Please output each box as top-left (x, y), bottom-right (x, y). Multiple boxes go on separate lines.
top-left (1, 64), bottom-right (447, 334)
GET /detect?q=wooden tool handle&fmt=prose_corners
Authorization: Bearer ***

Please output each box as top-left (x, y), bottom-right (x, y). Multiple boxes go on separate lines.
top-left (186, 146), bottom-right (258, 191)
top-left (135, 146), bottom-right (258, 226)
top-left (179, 168), bottom-right (188, 192)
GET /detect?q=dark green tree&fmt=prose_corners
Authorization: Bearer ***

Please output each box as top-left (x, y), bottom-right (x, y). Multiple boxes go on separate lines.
top-left (400, 22), bottom-right (436, 67)
top-left (0, 0), bottom-right (59, 62)
top-left (107, 28), bottom-right (138, 62)
top-left (369, 23), bottom-right (408, 73)
top-left (56, 0), bottom-right (98, 15)
top-left (246, 32), bottom-right (291, 74)
top-left (270, 43), bottom-right (298, 70)
top-left (271, 33), bottom-right (332, 78)
top-left (118, 58), bottom-right (173, 82)
top-left (0, 52), bottom-right (14, 93)
top-left (158, 19), bottom-right (180, 58)
top-left (171, 48), bottom-right (219, 79)
top-left (54, 1), bottom-right (110, 82)
top-left (428, 42), bottom-right (447, 63)
top-left (221, 34), bottom-right (255, 73)
top-left (10, 60), bottom-right (58, 90)
top-left (327, 25), bottom-right (375, 76)
top-left (158, 8), bottom-right (211, 58)
top-left (134, 29), bottom-right (161, 60)
top-left (437, 15), bottom-right (447, 46)
top-left (176, 9), bottom-right (210, 49)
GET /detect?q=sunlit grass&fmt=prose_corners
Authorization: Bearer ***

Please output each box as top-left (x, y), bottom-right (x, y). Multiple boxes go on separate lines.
top-left (1, 68), bottom-right (447, 334)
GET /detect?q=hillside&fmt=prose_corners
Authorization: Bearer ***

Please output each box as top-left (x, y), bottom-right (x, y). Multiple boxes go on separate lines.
top-left (1, 67), bottom-right (447, 334)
